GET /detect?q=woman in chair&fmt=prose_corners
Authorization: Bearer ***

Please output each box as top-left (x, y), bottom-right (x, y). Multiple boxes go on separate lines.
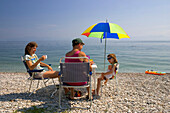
top-left (24, 41), bottom-right (59, 79)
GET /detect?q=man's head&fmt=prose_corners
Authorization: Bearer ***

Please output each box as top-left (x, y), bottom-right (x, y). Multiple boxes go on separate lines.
top-left (72, 38), bottom-right (85, 47)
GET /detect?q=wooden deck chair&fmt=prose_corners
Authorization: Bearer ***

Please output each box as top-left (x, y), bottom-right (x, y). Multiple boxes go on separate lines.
top-left (101, 63), bottom-right (119, 96)
top-left (58, 57), bottom-right (92, 109)
top-left (21, 56), bottom-right (56, 96)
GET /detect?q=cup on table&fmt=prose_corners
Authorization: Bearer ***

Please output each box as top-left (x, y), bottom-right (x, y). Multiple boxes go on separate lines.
top-left (89, 59), bottom-right (94, 65)
top-left (89, 59), bottom-right (93, 62)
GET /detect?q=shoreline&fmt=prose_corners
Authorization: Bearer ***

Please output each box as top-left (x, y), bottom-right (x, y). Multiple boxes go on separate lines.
top-left (1, 72), bottom-right (169, 75)
top-left (0, 72), bottom-right (169, 112)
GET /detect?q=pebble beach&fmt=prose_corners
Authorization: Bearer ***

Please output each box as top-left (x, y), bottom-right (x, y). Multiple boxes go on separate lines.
top-left (0, 72), bottom-right (169, 113)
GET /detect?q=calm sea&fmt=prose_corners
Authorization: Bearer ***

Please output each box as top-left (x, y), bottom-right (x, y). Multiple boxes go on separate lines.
top-left (0, 39), bottom-right (169, 73)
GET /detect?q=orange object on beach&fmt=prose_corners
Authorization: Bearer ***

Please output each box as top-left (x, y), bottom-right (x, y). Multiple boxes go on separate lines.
top-left (145, 70), bottom-right (166, 75)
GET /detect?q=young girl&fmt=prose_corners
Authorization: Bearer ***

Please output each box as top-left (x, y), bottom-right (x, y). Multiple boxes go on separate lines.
top-left (93, 53), bottom-right (118, 96)
top-left (103, 64), bottom-right (113, 85)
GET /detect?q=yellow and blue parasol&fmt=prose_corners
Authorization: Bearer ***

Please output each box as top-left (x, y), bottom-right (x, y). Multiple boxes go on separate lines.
top-left (82, 21), bottom-right (130, 70)
top-left (82, 22), bottom-right (130, 39)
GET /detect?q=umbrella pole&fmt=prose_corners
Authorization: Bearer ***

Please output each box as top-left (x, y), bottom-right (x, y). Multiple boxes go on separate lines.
top-left (104, 33), bottom-right (107, 71)
top-left (104, 19), bottom-right (108, 71)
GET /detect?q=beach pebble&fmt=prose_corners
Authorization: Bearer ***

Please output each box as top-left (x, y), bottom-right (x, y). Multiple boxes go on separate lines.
top-left (0, 72), bottom-right (169, 112)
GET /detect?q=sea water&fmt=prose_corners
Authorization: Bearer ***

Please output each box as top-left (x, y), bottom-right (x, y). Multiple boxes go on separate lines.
top-left (0, 39), bottom-right (169, 73)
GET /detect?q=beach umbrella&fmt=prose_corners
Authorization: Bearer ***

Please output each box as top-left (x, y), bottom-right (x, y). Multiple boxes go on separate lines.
top-left (81, 20), bottom-right (130, 71)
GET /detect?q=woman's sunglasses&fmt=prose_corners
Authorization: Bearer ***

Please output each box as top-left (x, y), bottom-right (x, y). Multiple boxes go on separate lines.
top-left (107, 57), bottom-right (112, 60)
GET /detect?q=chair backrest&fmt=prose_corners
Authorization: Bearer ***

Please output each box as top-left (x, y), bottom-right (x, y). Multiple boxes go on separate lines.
top-left (115, 63), bottom-right (119, 75)
top-left (60, 62), bottom-right (90, 83)
top-left (109, 63), bottom-right (119, 80)
top-left (21, 56), bottom-right (32, 76)
top-left (59, 57), bottom-right (90, 83)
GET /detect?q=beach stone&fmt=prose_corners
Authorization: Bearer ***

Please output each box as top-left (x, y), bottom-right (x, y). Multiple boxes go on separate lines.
top-left (0, 72), bottom-right (169, 112)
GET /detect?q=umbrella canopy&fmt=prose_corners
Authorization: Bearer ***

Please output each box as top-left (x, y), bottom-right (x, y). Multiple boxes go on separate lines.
top-left (82, 22), bottom-right (130, 39)
top-left (81, 22), bottom-right (130, 71)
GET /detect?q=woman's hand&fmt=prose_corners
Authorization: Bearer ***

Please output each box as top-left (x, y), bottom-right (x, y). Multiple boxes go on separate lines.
top-left (39, 55), bottom-right (46, 61)
top-left (47, 65), bottom-right (53, 71)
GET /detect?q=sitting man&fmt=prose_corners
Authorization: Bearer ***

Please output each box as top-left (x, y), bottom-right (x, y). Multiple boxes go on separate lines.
top-left (64, 38), bottom-right (92, 100)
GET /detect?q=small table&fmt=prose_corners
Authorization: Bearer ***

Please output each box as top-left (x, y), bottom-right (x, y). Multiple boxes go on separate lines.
top-left (91, 64), bottom-right (97, 93)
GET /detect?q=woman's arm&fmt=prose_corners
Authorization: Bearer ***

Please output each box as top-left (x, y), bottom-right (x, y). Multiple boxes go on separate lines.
top-left (40, 62), bottom-right (53, 71)
top-left (79, 51), bottom-right (92, 71)
top-left (26, 56), bottom-right (45, 70)
top-left (26, 59), bottom-right (41, 70)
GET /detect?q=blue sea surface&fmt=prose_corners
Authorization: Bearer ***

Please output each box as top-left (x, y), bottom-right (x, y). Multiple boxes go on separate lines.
top-left (0, 39), bottom-right (169, 73)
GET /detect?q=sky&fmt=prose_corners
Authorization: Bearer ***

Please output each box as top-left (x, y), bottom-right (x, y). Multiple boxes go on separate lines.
top-left (0, 0), bottom-right (170, 41)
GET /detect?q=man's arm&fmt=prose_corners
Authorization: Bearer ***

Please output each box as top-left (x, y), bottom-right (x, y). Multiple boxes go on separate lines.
top-left (79, 51), bottom-right (92, 71)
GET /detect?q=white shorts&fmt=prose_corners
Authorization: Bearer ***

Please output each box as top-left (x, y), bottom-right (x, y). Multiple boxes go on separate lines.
top-left (33, 72), bottom-right (45, 79)
top-left (104, 74), bottom-right (112, 79)
top-left (104, 70), bottom-right (113, 79)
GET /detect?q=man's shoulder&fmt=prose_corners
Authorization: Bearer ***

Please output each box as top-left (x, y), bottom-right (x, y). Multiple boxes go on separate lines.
top-left (65, 51), bottom-right (72, 56)
top-left (79, 51), bottom-right (86, 56)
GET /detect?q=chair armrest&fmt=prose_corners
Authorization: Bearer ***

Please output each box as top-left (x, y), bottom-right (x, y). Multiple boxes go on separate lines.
top-left (41, 64), bottom-right (52, 67)
top-left (28, 69), bottom-right (44, 73)
top-left (58, 72), bottom-right (61, 76)
top-left (109, 75), bottom-right (115, 80)
top-left (89, 71), bottom-right (92, 75)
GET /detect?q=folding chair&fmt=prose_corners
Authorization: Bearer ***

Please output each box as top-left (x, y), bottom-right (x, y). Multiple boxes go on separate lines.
top-left (101, 63), bottom-right (119, 96)
top-left (21, 56), bottom-right (56, 96)
top-left (58, 57), bottom-right (92, 109)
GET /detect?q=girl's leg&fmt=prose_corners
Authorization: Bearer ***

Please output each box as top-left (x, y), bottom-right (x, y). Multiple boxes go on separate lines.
top-left (86, 87), bottom-right (93, 99)
top-left (43, 71), bottom-right (59, 78)
top-left (96, 76), bottom-right (104, 95)
top-left (104, 79), bottom-right (108, 85)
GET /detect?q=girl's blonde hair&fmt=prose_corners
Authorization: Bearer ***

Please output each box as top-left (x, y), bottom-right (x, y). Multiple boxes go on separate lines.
top-left (107, 53), bottom-right (118, 63)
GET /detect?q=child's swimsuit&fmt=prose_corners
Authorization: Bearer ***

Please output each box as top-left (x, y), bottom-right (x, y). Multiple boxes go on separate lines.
top-left (104, 63), bottom-right (118, 80)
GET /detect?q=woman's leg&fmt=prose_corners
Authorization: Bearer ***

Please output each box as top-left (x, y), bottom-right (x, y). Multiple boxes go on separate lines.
top-left (70, 88), bottom-right (74, 99)
top-left (64, 88), bottom-right (70, 95)
top-left (43, 71), bottom-right (59, 78)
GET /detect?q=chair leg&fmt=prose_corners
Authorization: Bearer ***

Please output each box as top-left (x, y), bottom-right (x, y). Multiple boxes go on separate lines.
top-left (42, 79), bottom-right (47, 87)
top-left (101, 84), bottom-right (102, 96)
top-left (28, 78), bottom-right (53, 96)
top-left (52, 78), bottom-right (56, 85)
top-left (51, 89), bottom-right (58, 98)
top-left (59, 86), bottom-right (62, 109)
top-left (44, 79), bottom-right (49, 84)
top-left (115, 77), bottom-right (119, 94)
top-left (28, 79), bottom-right (33, 92)
top-left (51, 78), bottom-right (60, 97)
top-left (89, 84), bottom-right (92, 108)
top-left (28, 79), bottom-right (35, 96)
top-left (29, 80), bottom-right (40, 96)
top-left (36, 80), bottom-right (40, 89)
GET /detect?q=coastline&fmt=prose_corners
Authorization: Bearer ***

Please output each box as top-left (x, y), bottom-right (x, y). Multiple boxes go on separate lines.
top-left (0, 72), bottom-right (169, 112)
